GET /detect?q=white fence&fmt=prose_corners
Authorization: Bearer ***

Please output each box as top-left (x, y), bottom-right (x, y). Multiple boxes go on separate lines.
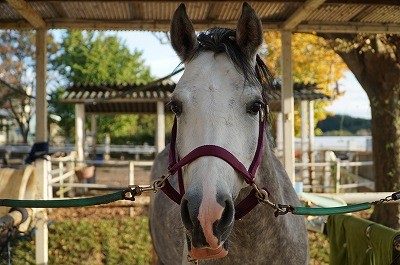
top-left (47, 154), bottom-right (153, 199)
top-left (295, 159), bottom-right (374, 193)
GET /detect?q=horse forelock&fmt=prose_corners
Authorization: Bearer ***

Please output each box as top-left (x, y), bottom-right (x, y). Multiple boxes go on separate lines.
top-left (179, 27), bottom-right (274, 117)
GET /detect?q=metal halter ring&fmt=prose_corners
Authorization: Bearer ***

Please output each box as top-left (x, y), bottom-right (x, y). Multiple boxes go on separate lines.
top-left (152, 172), bottom-right (173, 191)
top-left (251, 183), bottom-right (269, 202)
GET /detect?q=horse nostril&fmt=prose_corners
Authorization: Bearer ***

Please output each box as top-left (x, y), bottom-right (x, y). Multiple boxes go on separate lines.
top-left (218, 199), bottom-right (234, 231)
top-left (181, 198), bottom-right (194, 231)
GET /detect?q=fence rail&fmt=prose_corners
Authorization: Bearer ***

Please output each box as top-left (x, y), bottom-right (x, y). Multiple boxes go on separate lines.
top-left (295, 158), bottom-right (374, 193)
top-left (47, 156), bottom-right (153, 200)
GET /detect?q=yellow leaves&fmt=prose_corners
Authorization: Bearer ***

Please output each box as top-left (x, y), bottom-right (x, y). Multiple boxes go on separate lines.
top-left (263, 32), bottom-right (348, 97)
top-left (263, 32), bottom-right (348, 135)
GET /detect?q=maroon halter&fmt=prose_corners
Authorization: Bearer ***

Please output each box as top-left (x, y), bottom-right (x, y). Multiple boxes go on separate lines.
top-left (161, 111), bottom-right (269, 220)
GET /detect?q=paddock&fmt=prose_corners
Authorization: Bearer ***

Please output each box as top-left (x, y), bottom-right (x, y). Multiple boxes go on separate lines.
top-left (1, 0), bottom-right (400, 264)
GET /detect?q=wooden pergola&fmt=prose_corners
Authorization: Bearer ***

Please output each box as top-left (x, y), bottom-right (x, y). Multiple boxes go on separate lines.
top-left (1, 0), bottom-right (400, 263)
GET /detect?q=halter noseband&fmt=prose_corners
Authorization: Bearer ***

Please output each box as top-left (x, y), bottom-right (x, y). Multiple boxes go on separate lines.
top-left (160, 107), bottom-right (270, 220)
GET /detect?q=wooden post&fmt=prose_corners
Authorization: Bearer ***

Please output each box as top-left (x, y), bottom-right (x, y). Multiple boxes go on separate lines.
top-left (75, 104), bottom-right (85, 193)
top-left (35, 28), bottom-right (48, 265)
top-left (324, 151), bottom-right (332, 192)
top-left (276, 112), bottom-right (284, 158)
top-left (104, 134), bottom-right (110, 160)
top-left (300, 100), bottom-right (309, 183)
top-left (156, 101), bottom-right (165, 153)
top-left (281, 31), bottom-right (295, 184)
top-left (308, 100), bottom-right (315, 189)
top-left (129, 161), bottom-right (134, 217)
top-left (58, 161), bottom-right (64, 198)
top-left (75, 104), bottom-right (85, 163)
top-left (335, 158), bottom-right (341, 193)
top-left (91, 115), bottom-right (97, 159)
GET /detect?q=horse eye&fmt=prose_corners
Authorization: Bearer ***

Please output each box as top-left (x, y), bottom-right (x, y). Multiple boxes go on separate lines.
top-left (170, 101), bottom-right (182, 116)
top-left (247, 101), bottom-right (263, 115)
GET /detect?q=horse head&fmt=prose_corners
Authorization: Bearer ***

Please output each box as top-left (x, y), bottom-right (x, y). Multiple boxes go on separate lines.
top-left (169, 2), bottom-right (270, 260)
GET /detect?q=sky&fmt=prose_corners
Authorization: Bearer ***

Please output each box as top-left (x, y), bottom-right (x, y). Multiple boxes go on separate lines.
top-left (115, 31), bottom-right (372, 120)
top-left (54, 30), bottom-right (372, 120)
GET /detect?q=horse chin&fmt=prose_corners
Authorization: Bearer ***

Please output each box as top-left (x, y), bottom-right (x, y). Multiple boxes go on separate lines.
top-left (189, 244), bottom-right (228, 260)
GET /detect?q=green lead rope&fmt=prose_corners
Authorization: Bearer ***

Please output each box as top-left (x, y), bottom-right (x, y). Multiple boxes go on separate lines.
top-left (0, 188), bottom-right (399, 217)
top-left (292, 202), bottom-right (371, 216)
top-left (0, 190), bottom-right (128, 208)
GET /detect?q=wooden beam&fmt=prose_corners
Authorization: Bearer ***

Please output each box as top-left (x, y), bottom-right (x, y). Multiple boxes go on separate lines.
top-left (0, 20), bottom-right (32, 30)
top-left (6, 0), bottom-right (46, 28)
top-left (296, 22), bottom-right (400, 33)
top-left (44, 18), bottom-right (247, 31)
top-left (282, 0), bottom-right (326, 30)
top-left (1, 19), bottom-right (400, 34)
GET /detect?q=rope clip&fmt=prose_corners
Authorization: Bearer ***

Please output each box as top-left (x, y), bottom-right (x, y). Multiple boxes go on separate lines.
top-left (123, 185), bottom-right (141, 201)
top-left (274, 204), bottom-right (294, 217)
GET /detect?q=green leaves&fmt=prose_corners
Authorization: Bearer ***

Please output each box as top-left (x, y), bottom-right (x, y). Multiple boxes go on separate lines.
top-left (52, 31), bottom-right (152, 85)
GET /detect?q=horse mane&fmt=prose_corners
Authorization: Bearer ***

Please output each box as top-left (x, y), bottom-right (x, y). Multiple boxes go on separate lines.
top-left (184, 27), bottom-right (274, 113)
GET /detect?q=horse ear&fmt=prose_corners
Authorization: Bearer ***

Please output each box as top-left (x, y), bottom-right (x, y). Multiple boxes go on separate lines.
top-left (236, 3), bottom-right (263, 60)
top-left (170, 3), bottom-right (198, 62)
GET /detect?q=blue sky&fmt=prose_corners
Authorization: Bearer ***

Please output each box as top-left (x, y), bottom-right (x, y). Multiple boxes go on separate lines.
top-left (53, 30), bottom-right (372, 119)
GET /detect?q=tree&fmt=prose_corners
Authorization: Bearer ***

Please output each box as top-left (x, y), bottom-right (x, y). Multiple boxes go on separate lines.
top-left (49, 31), bottom-right (154, 144)
top-left (321, 33), bottom-right (400, 228)
top-left (52, 31), bottom-right (151, 85)
top-left (317, 114), bottom-right (371, 135)
top-left (48, 87), bottom-right (75, 142)
top-left (0, 30), bottom-right (57, 143)
top-left (263, 32), bottom-right (348, 136)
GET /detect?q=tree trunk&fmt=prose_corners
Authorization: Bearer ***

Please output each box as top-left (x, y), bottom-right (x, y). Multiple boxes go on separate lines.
top-left (321, 33), bottom-right (400, 228)
top-left (16, 120), bottom-right (29, 144)
top-left (369, 90), bottom-right (400, 228)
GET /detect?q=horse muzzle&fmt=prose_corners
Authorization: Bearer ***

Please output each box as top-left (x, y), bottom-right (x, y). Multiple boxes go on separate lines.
top-left (181, 191), bottom-right (234, 260)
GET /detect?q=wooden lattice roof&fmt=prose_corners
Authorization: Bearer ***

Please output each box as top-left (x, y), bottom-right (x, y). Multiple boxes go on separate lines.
top-left (1, 0), bottom-right (400, 33)
top-left (61, 81), bottom-right (328, 114)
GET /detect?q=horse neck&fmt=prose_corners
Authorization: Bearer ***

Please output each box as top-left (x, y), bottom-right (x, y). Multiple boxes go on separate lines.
top-left (256, 132), bottom-right (284, 199)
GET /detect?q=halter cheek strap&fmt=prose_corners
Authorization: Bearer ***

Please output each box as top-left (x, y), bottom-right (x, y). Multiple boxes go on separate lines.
top-left (161, 113), bottom-right (269, 220)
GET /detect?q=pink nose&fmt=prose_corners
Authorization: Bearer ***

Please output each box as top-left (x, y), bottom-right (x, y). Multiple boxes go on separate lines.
top-left (180, 191), bottom-right (234, 249)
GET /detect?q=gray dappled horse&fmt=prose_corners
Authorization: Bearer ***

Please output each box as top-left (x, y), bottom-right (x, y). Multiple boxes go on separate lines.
top-left (149, 3), bottom-right (309, 265)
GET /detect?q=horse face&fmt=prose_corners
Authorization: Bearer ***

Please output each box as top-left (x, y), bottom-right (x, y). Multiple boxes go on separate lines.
top-left (170, 3), bottom-right (263, 260)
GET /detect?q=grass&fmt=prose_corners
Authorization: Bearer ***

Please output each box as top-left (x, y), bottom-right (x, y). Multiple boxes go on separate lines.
top-left (2, 215), bottom-right (330, 265)
top-left (2, 216), bottom-right (152, 265)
